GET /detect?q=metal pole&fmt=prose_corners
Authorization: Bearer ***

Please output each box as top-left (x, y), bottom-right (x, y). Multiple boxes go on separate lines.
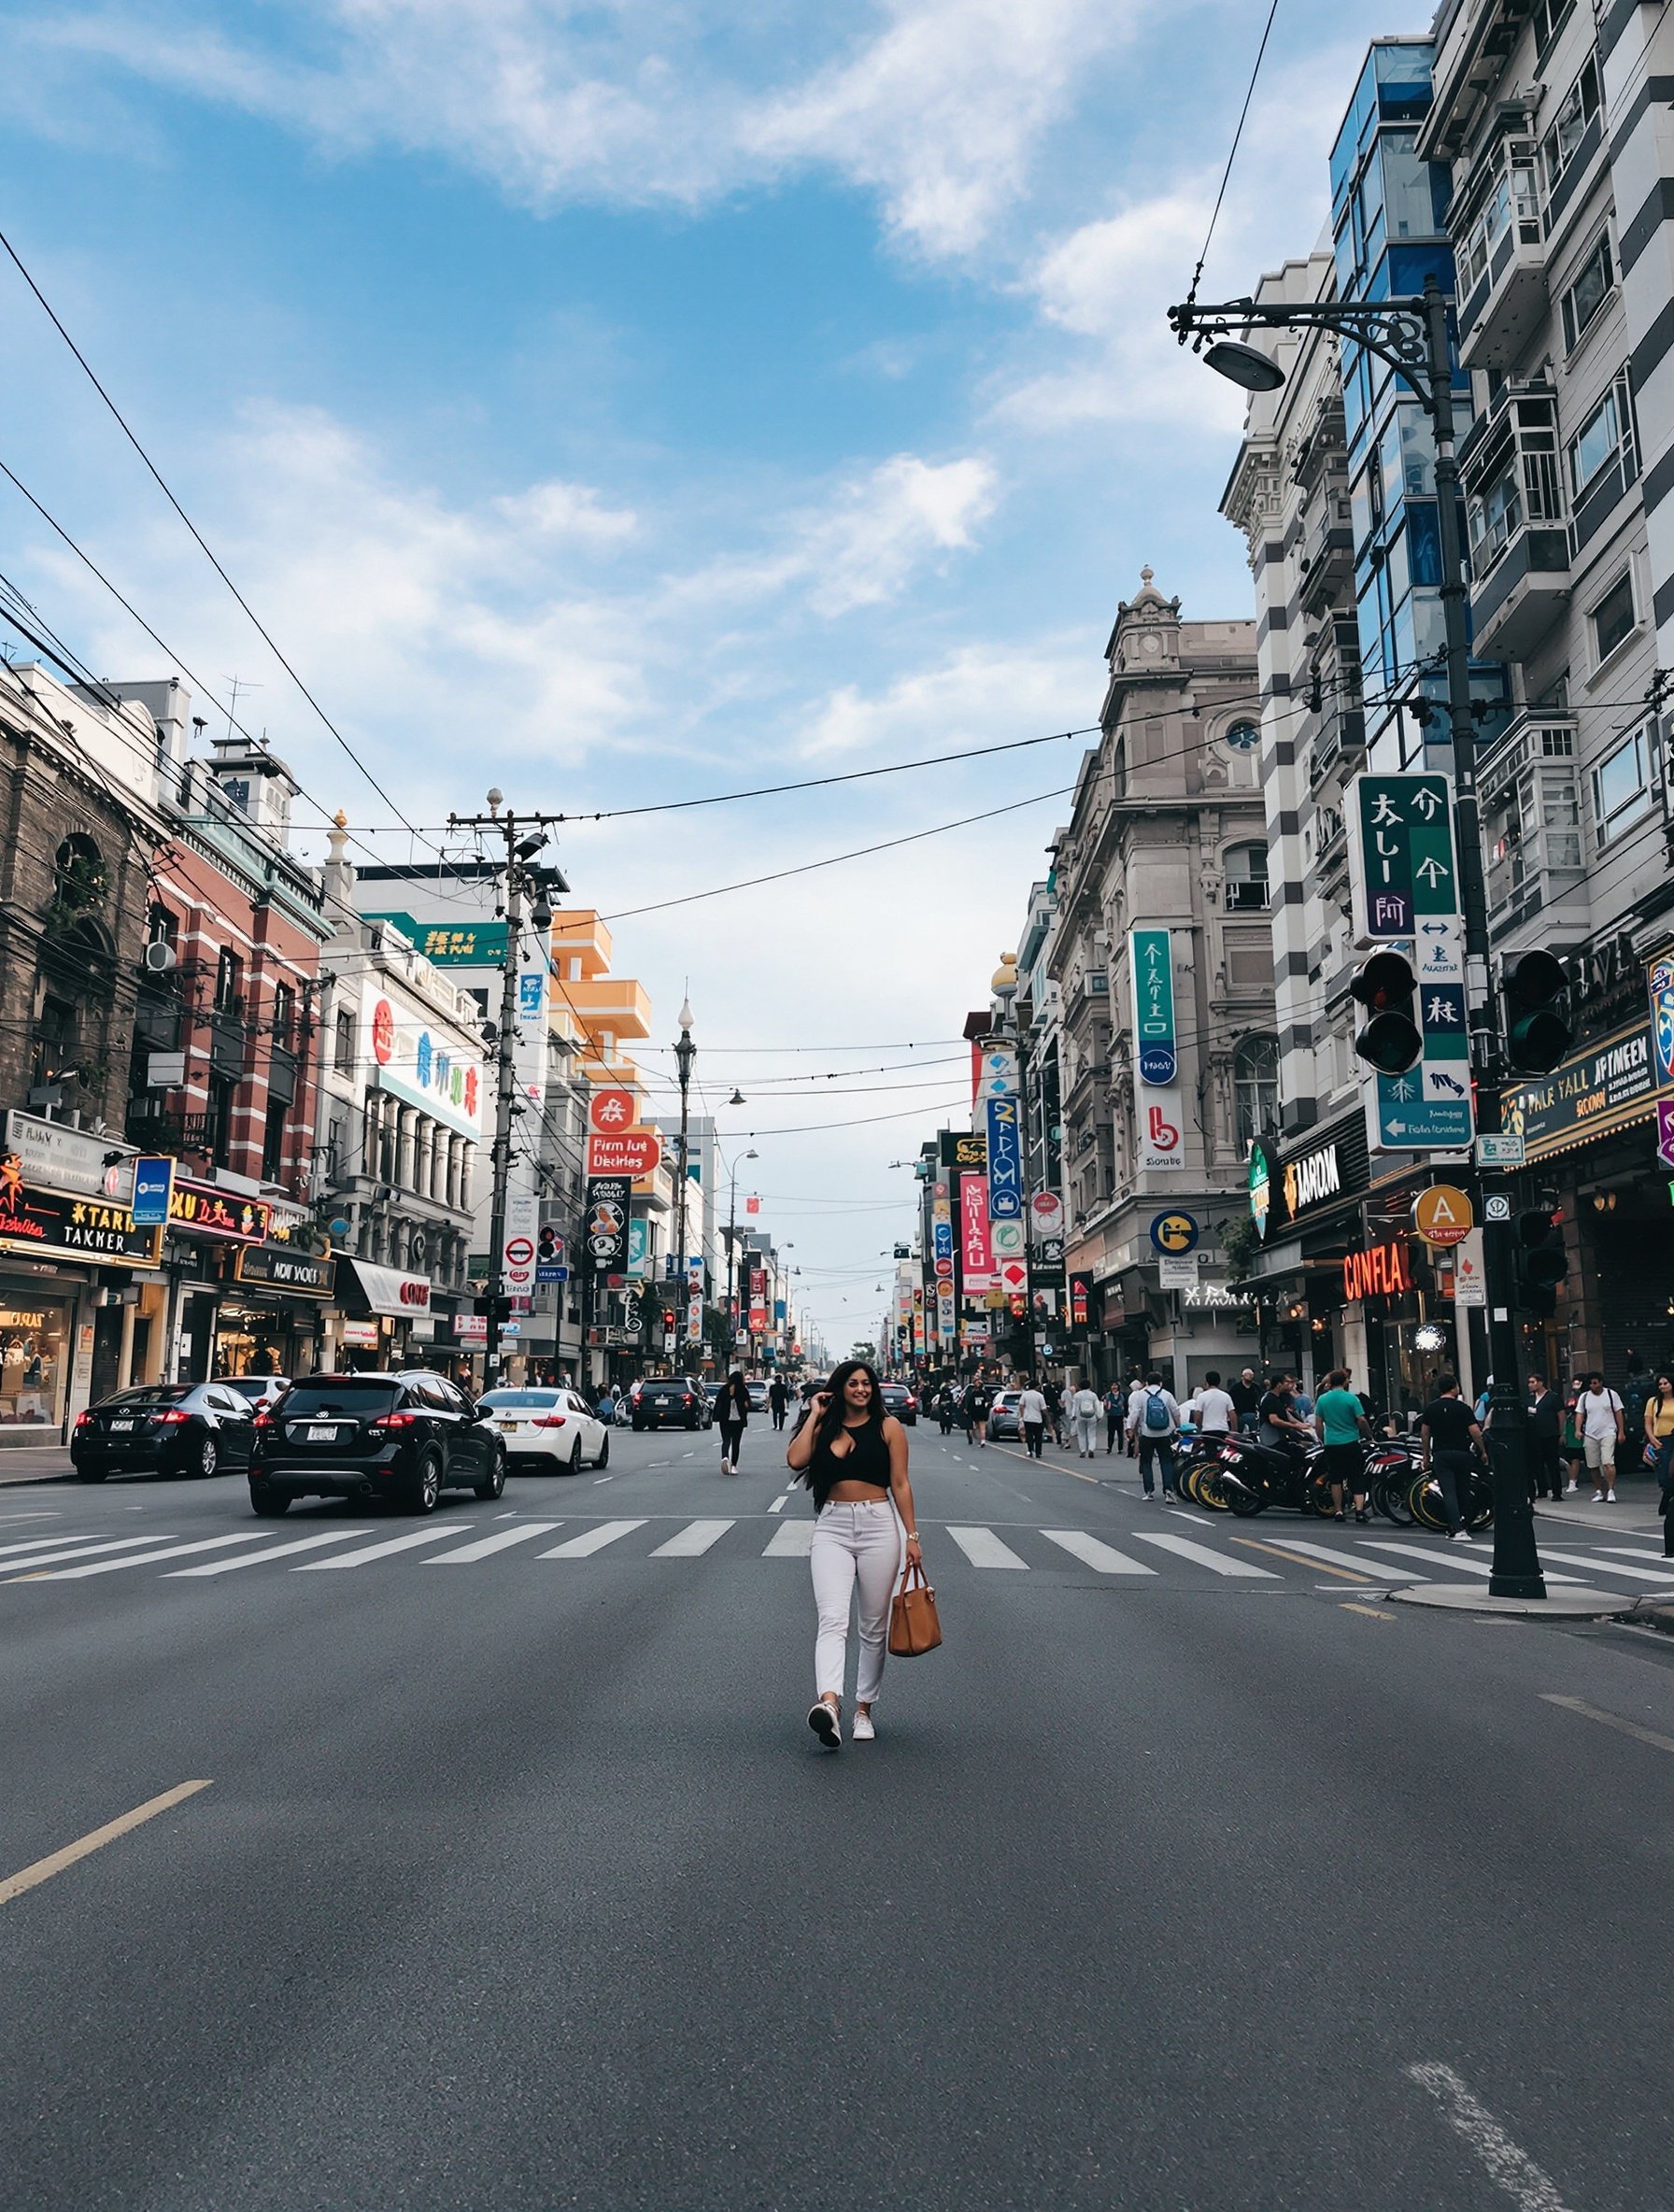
top-left (484, 814), bottom-right (525, 1390)
top-left (1423, 276), bottom-right (1544, 1598)
top-left (725, 1161), bottom-right (737, 1368)
top-left (674, 1014), bottom-right (694, 1355)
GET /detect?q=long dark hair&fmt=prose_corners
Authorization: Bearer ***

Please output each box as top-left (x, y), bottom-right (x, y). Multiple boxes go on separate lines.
top-left (814, 1359), bottom-right (884, 1454)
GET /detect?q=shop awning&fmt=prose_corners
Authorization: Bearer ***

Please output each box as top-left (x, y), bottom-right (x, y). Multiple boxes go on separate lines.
top-left (337, 1259), bottom-right (433, 1318)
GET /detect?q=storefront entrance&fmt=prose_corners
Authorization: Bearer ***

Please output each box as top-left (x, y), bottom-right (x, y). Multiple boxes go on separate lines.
top-left (0, 1289), bottom-right (72, 1434)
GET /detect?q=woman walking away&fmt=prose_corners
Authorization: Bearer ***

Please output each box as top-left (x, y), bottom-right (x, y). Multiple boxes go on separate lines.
top-left (1647, 1372), bottom-right (1674, 1554)
top-left (787, 1359), bottom-right (922, 1751)
top-left (717, 1369), bottom-right (749, 1475)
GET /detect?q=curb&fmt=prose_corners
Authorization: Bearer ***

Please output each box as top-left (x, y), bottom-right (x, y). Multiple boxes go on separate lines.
top-left (1386, 1583), bottom-right (1630, 1619)
top-left (1622, 1598), bottom-right (1674, 1636)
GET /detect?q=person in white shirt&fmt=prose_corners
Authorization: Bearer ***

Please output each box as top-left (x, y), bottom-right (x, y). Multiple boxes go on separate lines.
top-left (1578, 1372), bottom-right (1626, 1502)
top-left (1071, 1383), bottom-right (1101, 1457)
top-left (1185, 1369), bottom-right (1235, 1437)
top-left (1017, 1382), bottom-right (1048, 1459)
top-left (1127, 1371), bottom-right (1182, 1498)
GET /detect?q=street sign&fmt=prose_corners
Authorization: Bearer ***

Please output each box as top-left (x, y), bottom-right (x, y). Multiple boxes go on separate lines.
top-left (1475, 1133), bottom-right (1525, 1168)
top-left (586, 1127), bottom-right (661, 1180)
top-left (504, 1234), bottom-right (536, 1294)
top-left (589, 1086), bottom-right (636, 1134)
top-left (1028, 1190), bottom-right (1065, 1241)
top-left (1453, 1229), bottom-right (1486, 1307)
top-left (1346, 772), bottom-right (1458, 943)
top-left (1157, 1253), bottom-right (1199, 1289)
top-left (976, 1045), bottom-right (1017, 1102)
top-left (985, 1097), bottom-right (1023, 1218)
top-left (990, 1218), bottom-right (1025, 1258)
top-left (1483, 1194), bottom-right (1511, 1222)
top-left (130, 1156), bottom-right (175, 1229)
top-left (1136, 1088), bottom-right (1185, 1171)
top-left (1659, 1099), bottom-right (1674, 1171)
top-left (1129, 928), bottom-right (1177, 1085)
top-left (1412, 1184), bottom-right (1473, 1247)
top-left (1366, 920), bottom-right (1476, 1152)
top-left (1148, 1209), bottom-right (1199, 1255)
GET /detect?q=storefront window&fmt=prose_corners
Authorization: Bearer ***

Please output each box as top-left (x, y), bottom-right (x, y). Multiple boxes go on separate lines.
top-left (0, 1297), bottom-right (70, 1428)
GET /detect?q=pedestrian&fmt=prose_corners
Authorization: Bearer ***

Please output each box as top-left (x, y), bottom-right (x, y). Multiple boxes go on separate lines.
top-left (936, 1385), bottom-right (955, 1436)
top-left (967, 1374), bottom-right (992, 1448)
top-left (1018, 1379), bottom-right (1048, 1459)
top-left (787, 1358), bottom-right (922, 1751)
top-left (597, 1382), bottom-right (618, 1425)
top-left (1186, 1368), bottom-right (1235, 1441)
top-left (769, 1375), bottom-right (788, 1432)
top-left (1313, 1368), bottom-right (1371, 1522)
top-left (1291, 1378), bottom-right (1315, 1423)
top-left (1525, 1374), bottom-right (1564, 1502)
top-left (1071, 1380), bottom-right (1101, 1458)
top-left (1258, 1373), bottom-right (1312, 1458)
top-left (1624, 1350), bottom-right (1653, 1454)
top-left (1044, 1376), bottom-right (1067, 1447)
top-left (717, 1368), bottom-right (749, 1475)
top-left (1560, 1389), bottom-right (1585, 1495)
top-left (1420, 1371), bottom-right (1485, 1541)
top-left (1102, 1381), bottom-right (1126, 1455)
top-left (1229, 1366), bottom-right (1263, 1438)
top-left (1645, 1372), bottom-right (1674, 1553)
top-left (1127, 1371), bottom-right (1182, 1497)
top-left (1576, 1370), bottom-right (1626, 1502)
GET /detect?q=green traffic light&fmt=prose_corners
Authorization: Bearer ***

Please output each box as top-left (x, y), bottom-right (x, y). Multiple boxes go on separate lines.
top-left (1355, 1008), bottom-right (1425, 1076)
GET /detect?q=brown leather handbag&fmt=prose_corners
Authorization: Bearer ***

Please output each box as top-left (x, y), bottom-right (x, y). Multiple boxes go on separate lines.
top-left (887, 1557), bottom-right (943, 1657)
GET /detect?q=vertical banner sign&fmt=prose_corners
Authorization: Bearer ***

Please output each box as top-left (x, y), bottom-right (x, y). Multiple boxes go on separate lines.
top-left (1136, 1089), bottom-right (1185, 1172)
top-left (1069, 1274), bottom-right (1090, 1329)
top-left (975, 1043), bottom-right (1017, 1102)
top-left (985, 1097), bottom-right (1023, 1219)
top-left (1367, 916), bottom-right (1475, 1151)
top-left (502, 1190), bottom-right (540, 1298)
top-left (1128, 929), bottom-right (1177, 1084)
top-left (584, 1177), bottom-right (631, 1276)
top-left (931, 1180), bottom-right (956, 1346)
top-left (1345, 773), bottom-right (1456, 943)
top-left (625, 1217), bottom-right (650, 1278)
top-left (1650, 951), bottom-right (1674, 1169)
top-left (959, 1174), bottom-right (995, 1291)
top-left (686, 1293), bottom-right (702, 1344)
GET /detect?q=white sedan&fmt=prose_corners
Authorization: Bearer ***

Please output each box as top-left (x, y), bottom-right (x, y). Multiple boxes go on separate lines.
top-left (479, 1387), bottom-right (608, 1473)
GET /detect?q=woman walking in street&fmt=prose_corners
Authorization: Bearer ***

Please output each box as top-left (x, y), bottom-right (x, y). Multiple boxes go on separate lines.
top-left (787, 1358), bottom-right (922, 1750)
top-left (717, 1368), bottom-right (749, 1475)
top-left (1102, 1382), bottom-right (1125, 1456)
top-left (1647, 1371), bottom-right (1674, 1553)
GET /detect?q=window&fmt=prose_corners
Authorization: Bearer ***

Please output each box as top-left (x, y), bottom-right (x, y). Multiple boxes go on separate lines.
top-left (271, 982), bottom-right (294, 1050)
top-left (33, 994), bottom-right (79, 1088)
top-left (208, 1073), bottom-right (236, 1168)
top-left (1223, 720), bottom-right (1260, 754)
top-left (1541, 55), bottom-right (1599, 200)
top-left (1589, 571), bottom-right (1637, 662)
top-left (333, 1006), bottom-right (354, 1069)
top-left (261, 1095), bottom-right (287, 1183)
top-left (1533, 0), bottom-right (1574, 58)
top-left (1224, 842), bottom-right (1270, 912)
top-left (1561, 232), bottom-right (1613, 352)
top-left (1592, 729), bottom-right (1651, 844)
top-left (1234, 1037), bottom-right (1280, 1149)
top-left (213, 947), bottom-right (242, 1014)
top-left (1568, 385), bottom-right (1624, 500)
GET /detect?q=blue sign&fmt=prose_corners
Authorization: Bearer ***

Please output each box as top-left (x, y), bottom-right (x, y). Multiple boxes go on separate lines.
top-left (985, 1097), bottom-right (1023, 1219)
top-left (535, 1263), bottom-right (569, 1283)
top-left (1138, 1044), bottom-right (1177, 1085)
top-left (518, 972), bottom-right (544, 1017)
top-left (1148, 1210), bottom-right (1199, 1255)
top-left (932, 1219), bottom-right (954, 1263)
top-left (130, 1156), bottom-right (175, 1228)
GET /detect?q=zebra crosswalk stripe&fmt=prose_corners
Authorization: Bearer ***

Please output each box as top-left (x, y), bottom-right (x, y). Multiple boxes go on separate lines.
top-left (168, 1529), bottom-right (376, 1575)
top-left (536, 1520), bottom-right (646, 1559)
top-left (762, 1520), bottom-right (814, 1558)
top-left (426, 1523), bottom-right (564, 1564)
top-left (0, 1532), bottom-right (119, 1567)
top-left (651, 1520), bottom-right (735, 1558)
top-left (25, 1534), bottom-right (279, 1581)
top-left (944, 1526), bottom-right (1029, 1570)
top-left (1355, 1539), bottom-right (1587, 1584)
top-left (294, 1525), bottom-right (465, 1570)
top-left (5, 1534), bottom-right (183, 1576)
top-left (1130, 1531), bottom-right (1277, 1578)
top-left (1038, 1529), bottom-right (1156, 1575)
top-left (1533, 1548), bottom-right (1674, 1586)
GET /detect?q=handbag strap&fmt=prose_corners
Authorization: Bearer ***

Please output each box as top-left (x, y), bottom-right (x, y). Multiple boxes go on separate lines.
top-left (897, 1557), bottom-right (928, 1596)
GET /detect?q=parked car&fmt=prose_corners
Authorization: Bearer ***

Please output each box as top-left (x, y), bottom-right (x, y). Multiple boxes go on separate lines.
top-left (631, 1377), bottom-right (712, 1431)
top-left (746, 1380), bottom-right (771, 1416)
top-left (987, 1389), bottom-right (1024, 1441)
top-left (220, 1375), bottom-right (291, 1413)
top-left (248, 1370), bottom-right (505, 1515)
top-left (879, 1382), bottom-right (918, 1426)
top-left (73, 1382), bottom-right (256, 1482)
top-left (480, 1385), bottom-right (608, 1473)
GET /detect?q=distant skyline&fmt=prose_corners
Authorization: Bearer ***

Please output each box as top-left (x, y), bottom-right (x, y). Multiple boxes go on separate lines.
top-left (0, 0), bottom-right (1426, 1339)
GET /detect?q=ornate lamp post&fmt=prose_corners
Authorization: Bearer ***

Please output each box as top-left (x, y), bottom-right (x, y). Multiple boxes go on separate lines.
top-left (673, 999), bottom-right (695, 1353)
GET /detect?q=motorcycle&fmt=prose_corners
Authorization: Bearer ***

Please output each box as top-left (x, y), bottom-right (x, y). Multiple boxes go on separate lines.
top-left (1212, 1432), bottom-right (1337, 1518)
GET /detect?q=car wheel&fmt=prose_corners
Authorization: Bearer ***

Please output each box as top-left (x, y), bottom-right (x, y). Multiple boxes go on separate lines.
top-left (404, 1451), bottom-right (442, 1515)
top-left (474, 1448), bottom-right (506, 1502)
top-left (595, 1432), bottom-right (610, 1469)
top-left (198, 1437), bottom-right (219, 1479)
top-left (569, 1438), bottom-right (584, 1473)
top-left (249, 1482), bottom-right (291, 1517)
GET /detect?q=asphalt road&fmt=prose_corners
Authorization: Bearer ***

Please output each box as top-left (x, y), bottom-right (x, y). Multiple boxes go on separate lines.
top-left (5, 1416), bottom-right (1673, 2210)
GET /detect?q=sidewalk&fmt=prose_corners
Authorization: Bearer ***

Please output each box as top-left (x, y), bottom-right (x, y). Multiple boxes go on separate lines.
top-left (0, 1448), bottom-right (73, 1487)
top-left (1536, 1486), bottom-right (1664, 1537)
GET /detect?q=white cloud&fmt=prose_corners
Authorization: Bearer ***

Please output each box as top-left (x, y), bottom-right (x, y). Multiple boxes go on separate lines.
top-left (797, 637), bottom-right (1089, 759)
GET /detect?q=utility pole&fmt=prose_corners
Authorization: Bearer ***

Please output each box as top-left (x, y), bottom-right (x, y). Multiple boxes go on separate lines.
top-left (674, 998), bottom-right (695, 1358)
top-left (447, 793), bottom-right (557, 1391)
top-left (723, 1147), bottom-right (758, 1372)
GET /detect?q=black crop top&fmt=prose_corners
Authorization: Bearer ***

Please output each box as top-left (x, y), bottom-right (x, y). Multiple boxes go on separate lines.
top-left (806, 1419), bottom-right (892, 1510)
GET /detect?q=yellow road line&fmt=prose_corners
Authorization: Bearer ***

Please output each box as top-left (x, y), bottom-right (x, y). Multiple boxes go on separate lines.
top-left (1340, 1601), bottom-right (1395, 1622)
top-left (0, 1780), bottom-right (212, 1909)
top-left (1540, 1694), bottom-right (1674, 1757)
top-left (1229, 1536), bottom-right (1375, 1582)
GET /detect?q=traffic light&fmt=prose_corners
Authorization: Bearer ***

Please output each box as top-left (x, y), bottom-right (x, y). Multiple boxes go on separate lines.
top-left (1351, 949), bottom-right (1423, 1075)
top-left (473, 1293), bottom-right (514, 1321)
top-left (1501, 948), bottom-right (1572, 1074)
top-left (1513, 1205), bottom-right (1568, 1316)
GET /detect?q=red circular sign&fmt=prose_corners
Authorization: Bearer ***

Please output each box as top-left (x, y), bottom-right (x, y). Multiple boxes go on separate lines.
top-left (589, 1086), bottom-right (636, 1134)
top-left (372, 999), bottom-right (395, 1067)
top-left (506, 1237), bottom-right (535, 1268)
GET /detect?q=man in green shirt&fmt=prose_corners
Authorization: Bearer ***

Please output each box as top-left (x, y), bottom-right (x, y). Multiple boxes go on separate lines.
top-left (1314, 1367), bottom-right (1373, 1523)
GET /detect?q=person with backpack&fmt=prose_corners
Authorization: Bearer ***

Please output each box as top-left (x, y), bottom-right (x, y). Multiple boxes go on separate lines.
top-left (1070, 1381), bottom-right (1100, 1457)
top-left (1101, 1382), bottom-right (1126, 1455)
top-left (1127, 1371), bottom-right (1182, 1499)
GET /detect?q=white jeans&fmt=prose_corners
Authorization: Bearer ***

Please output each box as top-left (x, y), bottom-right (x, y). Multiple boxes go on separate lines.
top-left (1074, 1412), bottom-right (1097, 1453)
top-left (810, 1500), bottom-right (901, 1706)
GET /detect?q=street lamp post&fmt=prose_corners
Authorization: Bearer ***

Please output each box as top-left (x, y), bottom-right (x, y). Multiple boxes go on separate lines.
top-left (673, 999), bottom-right (695, 1355)
top-left (724, 1148), bottom-right (759, 1370)
top-left (1170, 280), bottom-right (1545, 1600)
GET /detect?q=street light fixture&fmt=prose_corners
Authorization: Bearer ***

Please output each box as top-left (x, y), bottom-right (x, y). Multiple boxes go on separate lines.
top-left (674, 999), bottom-right (696, 1343)
top-left (724, 1147), bottom-right (759, 1368)
top-left (1170, 277), bottom-right (1546, 1602)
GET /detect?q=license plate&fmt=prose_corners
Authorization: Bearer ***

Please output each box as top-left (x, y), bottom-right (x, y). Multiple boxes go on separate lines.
top-left (109, 1419), bottom-right (135, 1432)
top-left (306, 1425), bottom-right (339, 1442)
top-left (498, 1421), bottom-right (520, 1433)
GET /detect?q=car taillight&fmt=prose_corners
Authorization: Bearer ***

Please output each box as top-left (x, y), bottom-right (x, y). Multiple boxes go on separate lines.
top-left (369, 1411), bottom-right (419, 1433)
top-left (682, 1394), bottom-right (693, 1405)
top-left (533, 1414), bottom-right (568, 1428)
top-left (75, 1410), bottom-right (93, 1428)
top-left (154, 1409), bottom-right (191, 1426)
top-left (254, 1411), bottom-right (276, 1429)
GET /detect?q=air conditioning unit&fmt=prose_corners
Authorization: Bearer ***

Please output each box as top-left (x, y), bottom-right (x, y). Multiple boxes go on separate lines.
top-left (142, 939), bottom-right (177, 974)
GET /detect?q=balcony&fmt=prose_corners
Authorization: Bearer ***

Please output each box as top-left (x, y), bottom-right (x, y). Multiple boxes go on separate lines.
top-left (1464, 390), bottom-right (1569, 660)
top-left (1298, 493), bottom-right (1355, 617)
top-left (1454, 139), bottom-right (1547, 373)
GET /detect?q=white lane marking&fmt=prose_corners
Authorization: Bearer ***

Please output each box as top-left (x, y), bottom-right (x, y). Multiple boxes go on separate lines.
top-left (647, 1462), bottom-right (670, 1468)
top-left (5, 1534), bottom-right (179, 1576)
top-left (651, 1520), bottom-right (735, 1558)
top-left (593, 1475), bottom-right (615, 1484)
top-left (763, 1520), bottom-right (815, 1558)
top-left (168, 1530), bottom-right (376, 1575)
top-left (768, 1496), bottom-right (787, 1514)
top-left (1038, 1529), bottom-right (1156, 1575)
top-left (0, 1532), bottom-right (115, 1566)
top-left (427, 1522), bottom-right (564, 1564)
top-left (1541, 1693), bottom-right (1674, 1756)
top-left (0, 1511), bottom-right (58, 1525)
top-left (26, 1534), bottom-right (278, 1580)
top-left (1130, 1531), bottom-right (1278, 1579)
top-left (495, 1510), bottom-right (518, 1520)
top-left (1256, 1535), bottom-right (1426, 1581)
top-left (537, 1519), bottom-right (646, 1559)
top-left (1164, 1509), bottom-right (1203, 1523)
top-left (1406, 2061), bottom-right (1577, 2212)
top-left (294, 1525), bottom-right (467, 1570)
top-left (681, 1452), bottom-right (695, 1460)
top-left (1596, 1545), bottom-right (1674, 1564)
top-left (944, 1525), bottom-right (1029, 1570)
top-left (1357, 1540), bottom-right (1586, 1583)
top-left (1534, 1548), bottom-right (1674, 1586)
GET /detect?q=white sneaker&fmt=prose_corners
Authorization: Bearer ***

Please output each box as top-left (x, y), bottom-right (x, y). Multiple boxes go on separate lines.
top-left (1606, 1490), bottom-right (1617, 1503)
top-left (1565, 1482), bottom-right (1578, 1495)
top-left (1593, 1490), bottom-right (1605, 1504)
top-left (852, 1710), bottom-right (875, 1742)
top-left (808, 1702), bottom-right (841, 1751)
top-left (1451, 1530), bottom-right (1474, 1543)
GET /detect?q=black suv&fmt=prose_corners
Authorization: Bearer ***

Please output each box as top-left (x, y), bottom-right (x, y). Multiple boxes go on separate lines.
top-left (248, 1371), bottom-right (505, 1516)
top-left (631, 1378), bottom-right (712, 1431)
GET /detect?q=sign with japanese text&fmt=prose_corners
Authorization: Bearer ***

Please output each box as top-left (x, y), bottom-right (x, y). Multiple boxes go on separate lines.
top-left (959, 1174), bottom-right (995, 1291)
top-left (168, 1180), bottom-right (274, 1244)
top-left (362, 978), bottom-right (484, 1140)
top-left (1128, 929), bottom-right (1177, 1085)
top-left (362, 913), bottom-right (510, 968)
top-left (1346, 773), bottom-right (1458, 942)
top-left (985, 1097), bottom-right (1023, 1218)
top-left (1367, 918), bottom-right (1476, 1152)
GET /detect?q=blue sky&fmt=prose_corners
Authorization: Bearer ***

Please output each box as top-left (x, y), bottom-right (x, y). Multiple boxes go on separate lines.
top-left (0, 0), bottom-right (1425, 1343)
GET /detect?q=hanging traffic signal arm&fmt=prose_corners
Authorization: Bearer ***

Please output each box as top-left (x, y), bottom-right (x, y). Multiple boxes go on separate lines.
top-left (1351, 949), bottom-right (1424, 1076)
